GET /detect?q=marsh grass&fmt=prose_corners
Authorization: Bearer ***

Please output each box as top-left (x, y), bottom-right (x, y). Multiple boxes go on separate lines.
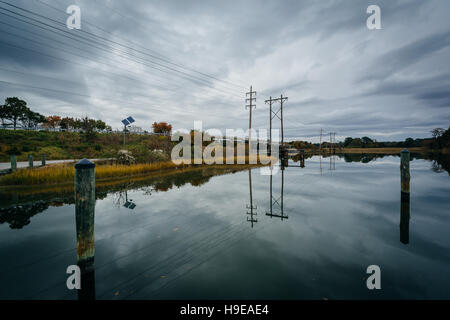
top-left (0, 155), bottom-right (275, 186)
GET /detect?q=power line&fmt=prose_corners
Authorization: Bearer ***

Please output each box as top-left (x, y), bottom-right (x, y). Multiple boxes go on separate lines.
top-left (0, 66), bottom-right (160, 101)
top-left (0, 7), bottom-right (243, 99)
top-left (1, 0), bottom-right (246, 93)
top-left (85, 0), bottom-right (248, 89)
top-left (0, 37), bottom-right (176, 93)
top-left (0, 24), bottom-right (241, 104)
top-left (0, 80), bottom-right (241, 120)
top-left (12, 0), bottom-right (242, 91)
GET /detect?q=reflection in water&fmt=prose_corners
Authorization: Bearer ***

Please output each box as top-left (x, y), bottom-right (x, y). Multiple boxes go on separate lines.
top-left (400, 197), bottom-right (410, 245)
top-left (75, 210), bottom-right (96, 300)
top-left (266, 166), bottom-right (288, 221)
top-left (1, 155), bottom-right (450, 299)
top-left (329, 155), bottom-right (336, 171)
top-left (0, 201), bottom-right (50, 229)
top-left (246, 169), bottom-right (257, 228)
top-left (0, 167), bottom-right (250, 229)
top-left (428, 153), bottom-right (450, 175)
top-left (114, 189), bottom-right (137, 210)
top-left (320, 156), bottom-right (322, 175)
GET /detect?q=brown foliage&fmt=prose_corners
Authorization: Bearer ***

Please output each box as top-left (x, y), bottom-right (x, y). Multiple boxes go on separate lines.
top-left (152, 122), bottom-right (172, 135)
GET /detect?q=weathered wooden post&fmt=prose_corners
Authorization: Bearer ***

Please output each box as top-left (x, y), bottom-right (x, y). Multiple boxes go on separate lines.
top-left (28, 154), bottom-right (33, 168)
top-left (74, 158), bottom-right (96, 300)
top-left (41, 154), bottom-right (46, 166)
top-left (400, 149), bottom-right (410, 202)
top-left (400, 149), bottom-right (410, 244)
top-left (10, 155), bottom-right (16, 171)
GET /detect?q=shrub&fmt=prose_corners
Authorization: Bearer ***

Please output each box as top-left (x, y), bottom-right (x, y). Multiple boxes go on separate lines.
top-left (38, 146), bottom-right (67, 159)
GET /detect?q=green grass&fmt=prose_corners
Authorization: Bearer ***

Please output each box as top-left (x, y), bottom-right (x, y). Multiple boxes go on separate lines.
top-left (0, 129), bottom-right (173, 161)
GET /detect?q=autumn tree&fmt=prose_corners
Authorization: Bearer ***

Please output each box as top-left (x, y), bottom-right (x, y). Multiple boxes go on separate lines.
top-left (44, 115), bottom-right (61, 130)
top-left (80, 116), bottom-right (97, 142)
top-left (60, 117), bottom-right (75, 131)
top-left (152, 122), bottom-right (172, 135)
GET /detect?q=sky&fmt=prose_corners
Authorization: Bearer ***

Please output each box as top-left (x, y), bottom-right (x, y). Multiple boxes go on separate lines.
top-left (0, 0), bottom-right (449, 142)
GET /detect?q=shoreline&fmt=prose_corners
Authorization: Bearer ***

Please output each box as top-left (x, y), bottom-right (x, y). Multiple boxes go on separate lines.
top-left (0, 163), bottom-right (263, 203)
top-left (0, 157), bottom-right (272, 188)
top-left (336, 147), bottom-right (426, 154)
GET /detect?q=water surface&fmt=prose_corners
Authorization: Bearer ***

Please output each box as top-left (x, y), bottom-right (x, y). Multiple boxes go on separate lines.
top-left (0, 155), bottom-right (449, 299)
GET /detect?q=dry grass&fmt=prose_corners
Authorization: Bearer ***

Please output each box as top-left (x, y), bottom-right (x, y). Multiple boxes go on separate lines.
top-left (0, 155), bottom-right (275, 186)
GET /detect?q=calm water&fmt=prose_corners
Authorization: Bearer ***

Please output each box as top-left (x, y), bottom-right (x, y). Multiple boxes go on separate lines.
top-left (1, 155), bottom-right (449, 299)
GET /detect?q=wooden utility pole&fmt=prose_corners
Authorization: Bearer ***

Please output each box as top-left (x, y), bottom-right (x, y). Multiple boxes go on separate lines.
top-left (333, 132), bottom-right (337, 153)
top-left (319, 128), bottom-right (323, 152)
top-left (267, 95), bottom-right (288, 157)
top-left (265, 96), bottom-right (276, 156)
top-left (280, 94), bottom-right (285, 147)
top-left (330, 132), bottom-right (332, 153)
top-left (246, 86), bottom-right (256, 144)
top-left (265, 96), bottom-right (274, 148)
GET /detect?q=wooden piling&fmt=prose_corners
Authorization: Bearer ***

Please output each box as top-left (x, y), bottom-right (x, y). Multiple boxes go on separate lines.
top-left (74, 158), bottom-right (96, 300)
top-left (400, 149), bottom-right (410, 202)
top-left (28, 154), bottom-right (33, 168)
top-left (400, 149), bottom-right (411, 244)
top-left (41, 154), bottom-right (46, 166)
top-left (10, 155), bottom-right (16, 171)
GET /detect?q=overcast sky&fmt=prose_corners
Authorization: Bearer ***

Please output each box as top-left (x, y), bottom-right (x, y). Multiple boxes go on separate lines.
top-left (0, 0), bottom-right (449, 142)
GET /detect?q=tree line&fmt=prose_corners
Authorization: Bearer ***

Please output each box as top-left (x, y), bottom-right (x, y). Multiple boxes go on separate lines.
top-left (0, 97), bottom-right (111, 132)
top-left (289, 127), bottom-right (450, 150)
top-left (1, 97), bottom-right (174, 136)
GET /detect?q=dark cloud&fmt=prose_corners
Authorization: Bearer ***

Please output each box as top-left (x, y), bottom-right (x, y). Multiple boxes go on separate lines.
top-left (0, 0), bottom-right (449, 141)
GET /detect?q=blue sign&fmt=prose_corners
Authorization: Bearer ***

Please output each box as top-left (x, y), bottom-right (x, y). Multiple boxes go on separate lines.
top-left (127, 116), bottom-right (135, 124)
top-left (121, 119), bottom-right (130, 126)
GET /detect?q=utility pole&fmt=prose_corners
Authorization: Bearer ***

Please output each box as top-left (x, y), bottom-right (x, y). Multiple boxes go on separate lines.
top-left (265, 96), bottom-right (275, 154)
top-left (333, 132), bottom-right (336, 153)
top-left (246, 86), bottom-right (256, 144)
top-left (319, 128), bottom-right (323, 152)
top-left (330, 132), bottom-right (332, 153)
top-left (123, 124), bottom-right (126, 149)
top-left (267, 95), bottom-right (288, 156)
top-left (280, 94), bottom-right (285, 148)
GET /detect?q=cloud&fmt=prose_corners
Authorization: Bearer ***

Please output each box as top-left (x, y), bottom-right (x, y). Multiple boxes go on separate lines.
top-left (0, 0), bottom-right (449, 141)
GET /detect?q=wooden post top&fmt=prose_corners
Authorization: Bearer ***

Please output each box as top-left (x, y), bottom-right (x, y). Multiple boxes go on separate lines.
top-left (75, 158), bottom-right (95, 169)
